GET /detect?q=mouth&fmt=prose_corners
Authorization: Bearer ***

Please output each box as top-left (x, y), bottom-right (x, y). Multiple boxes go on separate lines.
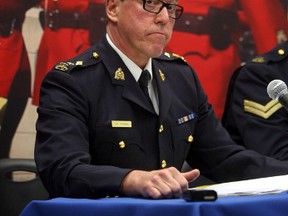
top-left (150, 31), bottom-right (166, 36)
top-left (148, 31), bottom-right (167, 39)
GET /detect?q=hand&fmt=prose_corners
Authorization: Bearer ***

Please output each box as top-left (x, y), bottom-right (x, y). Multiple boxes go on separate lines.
top-left (121, 167), bottom-right (200, 199)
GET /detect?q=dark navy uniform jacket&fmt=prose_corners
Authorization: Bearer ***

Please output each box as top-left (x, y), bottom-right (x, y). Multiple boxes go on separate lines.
top-left (223, 41), bottom-right (288, 161)
top-left (35, 37), bottom-right (288, 198)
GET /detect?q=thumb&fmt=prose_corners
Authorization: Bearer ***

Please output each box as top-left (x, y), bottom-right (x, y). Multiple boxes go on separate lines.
top-left (182, 169), bottom-right (200, 182)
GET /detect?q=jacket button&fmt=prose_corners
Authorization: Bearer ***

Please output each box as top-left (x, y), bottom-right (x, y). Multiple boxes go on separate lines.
top-left (278, 49), bottom-right (285, 55)
top-left (119, 141), bottom-right (126, 149)
top-left (161, 160), bottom-right (167, 168)
top-left (93, 52), bottom-right (99, 59)
top-left (188, 135), bottom-right (193, 143)
top-left (159, 125), bottom-right (164, 133)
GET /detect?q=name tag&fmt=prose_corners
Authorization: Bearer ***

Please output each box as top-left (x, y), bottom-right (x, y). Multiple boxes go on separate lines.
top-left (111, 120), bottom-right (132, 128)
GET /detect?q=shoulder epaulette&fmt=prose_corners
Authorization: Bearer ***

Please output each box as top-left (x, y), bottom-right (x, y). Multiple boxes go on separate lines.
top-left (54, 51), bottom-right (101, 73)
top-left (251, 42), bottom-right (288, 64)
top-left (157, 52), bottom-right (187, 63)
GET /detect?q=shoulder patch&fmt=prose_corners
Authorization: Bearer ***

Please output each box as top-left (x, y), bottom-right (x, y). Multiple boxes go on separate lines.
top-left (54, 51), bottom-right (101, 73)
top-left (55, 62), bottom-right (75, 72)
top-left (244, 99), bottom-right (282, 119)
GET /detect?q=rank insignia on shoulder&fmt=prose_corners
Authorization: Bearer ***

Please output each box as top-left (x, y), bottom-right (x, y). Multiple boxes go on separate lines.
top-left (163, 52), bottom-right (186, 62)
top-left (251, 56), bottom-right (266, 63)
top-left (164, 52), bottom-right (171, 58)
top-left (55, 62), bottom-right (75, 71)
top-left (172, 53), bottom-right (186, 62)
top-left (114, 68), bottom-right (125, 81)
top-left (75, 61), bottom-right (83, 66)
top-left (244, 99), bottom-right (282, 119)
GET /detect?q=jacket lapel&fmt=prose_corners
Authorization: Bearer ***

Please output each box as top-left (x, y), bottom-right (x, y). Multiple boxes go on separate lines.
top-left (97, 37), bottom-right (156, 113)
top-left (152, 61), bottom-right (172, 121)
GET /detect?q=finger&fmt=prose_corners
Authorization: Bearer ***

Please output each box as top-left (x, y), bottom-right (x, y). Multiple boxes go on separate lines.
top-left (156, 167), bottom-right (190, 198)
top-left (164, 167), bottom-right (189, 197)
top-left (139, 170), bottom-right (173, 199)
top-left (182, 169), bottom-right (200, 182)
top-left (143, 185), bottom-right (164, 199)
top-left (151, 173), bottom-right (175, 198)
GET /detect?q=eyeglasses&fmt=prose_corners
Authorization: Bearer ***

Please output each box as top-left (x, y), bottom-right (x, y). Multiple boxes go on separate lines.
top-left (142, 0), bottom-right (184, 19)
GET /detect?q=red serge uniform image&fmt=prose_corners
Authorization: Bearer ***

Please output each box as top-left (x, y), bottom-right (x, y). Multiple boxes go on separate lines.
top-left (0, 0), bottom-right (39, 158)
top-left (238, 0), bottom-right (288, 54)
top-left (166, 0), bottom-right (288, 119)
top-left (32, 0), bottom-right (106, 105)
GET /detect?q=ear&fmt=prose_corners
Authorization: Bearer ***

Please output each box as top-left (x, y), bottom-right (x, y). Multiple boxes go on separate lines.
top-left (106, 0), bottom-right (120, 22)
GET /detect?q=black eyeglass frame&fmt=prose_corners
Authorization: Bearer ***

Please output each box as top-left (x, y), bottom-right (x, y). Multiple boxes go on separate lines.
top-left (142, 0), bottom-right (184, 19)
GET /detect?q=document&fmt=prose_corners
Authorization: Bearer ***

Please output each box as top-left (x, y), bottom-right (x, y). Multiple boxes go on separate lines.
top-left (198, 174), bottom-right (288, 197)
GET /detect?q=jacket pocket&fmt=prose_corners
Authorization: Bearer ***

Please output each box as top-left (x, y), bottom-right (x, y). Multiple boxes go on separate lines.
top-left (91, 126), bottom-right (145, 168)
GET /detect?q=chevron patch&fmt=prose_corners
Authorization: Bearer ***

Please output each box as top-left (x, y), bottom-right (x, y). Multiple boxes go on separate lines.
top-left (244, 99), bottom-right (283, 119)
top-left (0, 97), bottom-right (7, 111)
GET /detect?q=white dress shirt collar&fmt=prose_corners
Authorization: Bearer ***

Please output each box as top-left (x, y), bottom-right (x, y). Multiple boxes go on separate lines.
top-left (106, 34), bottom-right (153, 82)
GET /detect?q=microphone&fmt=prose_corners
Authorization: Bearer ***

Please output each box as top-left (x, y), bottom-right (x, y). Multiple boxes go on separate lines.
top-left (267, 79), bottom-right (288, 111)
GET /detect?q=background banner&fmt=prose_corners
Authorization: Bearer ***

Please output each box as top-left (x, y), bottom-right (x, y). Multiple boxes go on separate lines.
top-left (1, 0), bottom-right (288, 159)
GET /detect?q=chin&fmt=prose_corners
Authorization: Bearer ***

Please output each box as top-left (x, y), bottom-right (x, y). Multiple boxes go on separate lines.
top-left (150, 52), bottom-right (164, 58)
top-left (150, 47), bottom-right (165, 57)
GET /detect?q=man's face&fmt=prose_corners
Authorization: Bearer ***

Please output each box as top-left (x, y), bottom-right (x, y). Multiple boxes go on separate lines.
top-left (107, 0), bottom-right (176, 67)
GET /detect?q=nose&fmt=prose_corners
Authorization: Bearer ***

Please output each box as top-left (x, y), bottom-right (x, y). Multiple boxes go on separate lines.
top-left (155, 6), bottom-right (170, 23)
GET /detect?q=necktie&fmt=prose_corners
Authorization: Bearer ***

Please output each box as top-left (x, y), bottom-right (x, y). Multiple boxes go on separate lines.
top-left (138, 70), bottom-right (153, 105)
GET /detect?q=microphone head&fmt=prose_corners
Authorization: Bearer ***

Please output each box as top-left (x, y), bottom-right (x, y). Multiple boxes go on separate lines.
top-left (267, 79), bottom-right (288, 100)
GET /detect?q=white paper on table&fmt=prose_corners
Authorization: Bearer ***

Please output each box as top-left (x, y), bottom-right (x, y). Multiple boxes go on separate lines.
top-left (197, 174), bottom-right (288, 197)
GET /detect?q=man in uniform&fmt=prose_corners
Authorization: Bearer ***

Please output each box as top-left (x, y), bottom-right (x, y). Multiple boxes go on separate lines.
top-left (223, 41), bottom-right (288, 161)
top-left (35, 0), bottom-right (288, 199)
top-left (32, 0), bottom-right (106, 106)
top-left (0, 0), bottom-right (39, 158)
top-left (166, 0), bottom-right (288, 119)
